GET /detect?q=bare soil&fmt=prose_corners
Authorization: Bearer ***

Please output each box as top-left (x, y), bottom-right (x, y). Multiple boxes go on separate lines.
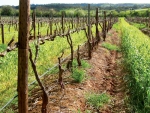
top-left (28, 29), bottom-right (128, 113)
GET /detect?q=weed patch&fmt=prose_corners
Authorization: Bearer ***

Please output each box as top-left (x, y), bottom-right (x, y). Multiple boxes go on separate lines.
top-left (102, 42), bottom-right (120, 51)
top-left (86, 93), bottom-right (110, 109)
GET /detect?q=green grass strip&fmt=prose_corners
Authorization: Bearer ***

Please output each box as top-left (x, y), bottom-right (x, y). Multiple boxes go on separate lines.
top-left (114, 18), bottom-right (150, 112)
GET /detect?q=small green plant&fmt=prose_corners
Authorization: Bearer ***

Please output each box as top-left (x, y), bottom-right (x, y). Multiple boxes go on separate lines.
top-left (73, 59), bottom-right (91, 69)
top-left (102, 42), bottom-right (120, 51)
top-left (86, 93), bottom-right (110, 109)
top-left (77, 109), bottom-right (82, 113)
top-left (0, 44), bottom-right (7, 51)
top-left (72, 59), bottom-right (78, 67)
top-left (71, 68), bottom-right (85, 83)
top-left (85, 110), bottom-right (91, 113)
top-left (81, 60), bottom-right (91, 69)
top-left (3, 109), bottom-right (15, 113)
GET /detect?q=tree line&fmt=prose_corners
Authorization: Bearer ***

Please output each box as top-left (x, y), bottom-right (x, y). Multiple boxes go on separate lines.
top-left (0, 4), bottom-right (150, 17)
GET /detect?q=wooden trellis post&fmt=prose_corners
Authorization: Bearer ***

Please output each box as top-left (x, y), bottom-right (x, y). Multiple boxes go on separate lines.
top-left (62, 12), bottom-right (64, 34)
top-left (77, 14), bottom-right (79, 28)
top-left (71, 17), bottom-right (74, 29)
top-left (95, 8), bottom-right (100, 42)
top-left (109, 12), bottom-right (112, 29)
top-left (38, 20), bottom-right (40, 35)
top-left (103, 11), bottom-right (106, 41)
top-left (88, 4), bottom-right (92, 59)
top-left (50, 19), bottom-right (52, 35)
top-left (88, 4), bottom-right (91, 41)
top-left (149, 13), bottom-right (150, 28)
top-left (18, 0), bottom-right (30, 112)
top-left (1, 24), bottom-right (4, 44)
top-left (0, 16), bottom-right (1, 24)
top-left (33, 10), bottom-right (36, 39)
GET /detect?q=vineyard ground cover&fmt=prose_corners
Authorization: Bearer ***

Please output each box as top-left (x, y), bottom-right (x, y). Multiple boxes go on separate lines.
top-left (130, 22), bottom-right (147, 29)
top-left (130, 22), bottom-right (150, 34)
top-left (0, 11), bottom-right (113, 112)
top-left (0, 24), bottom-right (91, 109)
top-left (23, 29), bottom-right (129, 113)
top-left (0, 24), bottom-right (18, 44)
top-left (126, 18), bottom-right (150, 37)
top-left (118, 18), bottom-right (150, 112)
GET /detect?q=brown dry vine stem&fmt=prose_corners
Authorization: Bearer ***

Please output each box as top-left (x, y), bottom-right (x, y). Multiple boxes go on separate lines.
top-left (58, 51), bottom-right (65, 89)
top-left (47, 27), bottom-right (49, 36)
top-left (90, 30), bottom-right (95, 50)
top-left (77, 45), bottom-right (82, 66)
top-left (84, 28), bottom-right (92, 59)
top-left (38, 30), bottom-right (56, 45)
top-left (0, 37), bottom-right (18, 57)
top-left (66, 30), bottom-right (74, 71)
top-left (103, 11), bottom-right (107, 41)
top-left (29, 11), bottom-right (36, 39)
top-left (99, 23), bottom-right (103, 29)
top-left (34, 34), bottom-right (40, 64)
top-left (95, 8), bottom-right (100, 43)
top-left (29, 48), bottom-right (48, 113)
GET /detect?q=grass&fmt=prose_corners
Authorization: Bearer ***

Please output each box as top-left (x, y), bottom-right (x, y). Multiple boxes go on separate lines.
top-left (86, 93), bottom-right (110, 109)
top-left (0, 44), bottom-right (7, 51)
top-left (71, 68), bottom-right (86, 83)
top-left (73, 59), bottom-right (91, 69)
top-left (0, 30), bottom-right (87, 108)
top-left (131, 22), bottom-right (147, 29)
top-left (0, 18), bottom-right (98, 111)
top-left (71, 59), bottom-right (91, 83)
top-left (115, 18), bottom-right (150, 112)
top-left (102, 42), bottom-right (120, 51)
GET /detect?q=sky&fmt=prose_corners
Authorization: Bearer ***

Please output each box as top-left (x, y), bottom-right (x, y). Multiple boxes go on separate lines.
top-left (0, 0), bottom-right (150, 6)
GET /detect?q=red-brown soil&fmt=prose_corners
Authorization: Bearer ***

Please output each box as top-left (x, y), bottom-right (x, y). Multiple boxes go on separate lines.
top-left (28, 29), bottom-right (128, 113)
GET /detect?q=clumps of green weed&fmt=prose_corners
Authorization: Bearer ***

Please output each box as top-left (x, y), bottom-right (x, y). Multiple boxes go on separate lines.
top-left (71, 68), bottom-right (85, 83)
top-left (86, 93), bottom-right (110, 109)
top-left (0, 44), bottom-right (7, 51)
top-left (73, 59), bottom-right (91, 69)
top-left (102, 42), bottom-right (120, 51)
top-left (71, 59), bottom-right (91, 83)
top-left (131, 22), bottom-right (146, 29)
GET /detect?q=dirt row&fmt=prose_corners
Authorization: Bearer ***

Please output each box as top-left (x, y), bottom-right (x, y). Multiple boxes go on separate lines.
top-left (28, 29), bottom-right (128, 113)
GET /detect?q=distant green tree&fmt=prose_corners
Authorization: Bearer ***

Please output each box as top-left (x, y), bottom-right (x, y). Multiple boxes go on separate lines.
top-left (145, 10), bottom-right (150, 17)
top-left (132, 11), bottom-right (139, 17)
top-left (111, 10), bottom-right (119, 17)
top-left (137, 11), bottom-right (144, 17)
top-left (119, 11), bottom-right (127, 17)
top-left (138, 10), bottom-right (150, 17)
top-left (133, 5), bottom-right (138, 10)
top-left (74, 9), bottom-right (86, 17)
top-left (61, 10), bottom-right (67, 17)
top-left (55, 12), bottom-right (61, 17)
top-left (35, 10), bottom-right (42, 17)
top-left (49, 9), bottom-right (56, 16)
top-left (1, 6), bottom-right (13, 16)
top-left (66, 10), bottom-right (75, 17)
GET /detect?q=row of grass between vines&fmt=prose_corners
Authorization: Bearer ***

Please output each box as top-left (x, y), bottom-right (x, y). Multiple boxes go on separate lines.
top-left (114, 18), bottom-right (150, 112)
